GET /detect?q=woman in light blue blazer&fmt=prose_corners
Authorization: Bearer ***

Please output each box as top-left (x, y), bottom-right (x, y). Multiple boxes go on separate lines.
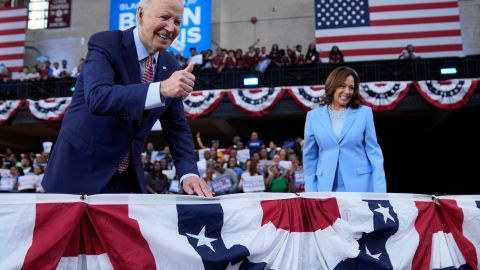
top-left (303, 66), bottom-right (386, 192)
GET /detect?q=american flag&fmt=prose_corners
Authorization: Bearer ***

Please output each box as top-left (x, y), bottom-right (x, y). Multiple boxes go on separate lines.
top-left (0, 6), bottom-right (27, 72)
top-left (315, 0), bottom-right (463, 62)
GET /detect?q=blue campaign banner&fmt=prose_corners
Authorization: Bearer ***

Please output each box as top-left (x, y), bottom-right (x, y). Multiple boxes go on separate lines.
top-left (109, 0), bottom-right (211, 58)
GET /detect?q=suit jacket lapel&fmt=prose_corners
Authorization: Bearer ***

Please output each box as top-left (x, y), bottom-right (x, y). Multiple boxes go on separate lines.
top-left (338, 107), bottom-right (358, 143)
top-left (122, 27), bottom-right (141, 84)
top-left (318, 106), bottom-right (338, 143)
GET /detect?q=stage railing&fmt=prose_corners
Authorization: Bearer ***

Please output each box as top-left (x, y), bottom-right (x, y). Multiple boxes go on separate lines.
top-left (1, 55), bottom-right (479, 100)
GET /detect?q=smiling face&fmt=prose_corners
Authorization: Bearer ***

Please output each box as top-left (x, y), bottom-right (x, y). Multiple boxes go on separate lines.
top-left (137, 0), bottom-right (183, 54)
top-left (332, 75), bottom-right (355, 109)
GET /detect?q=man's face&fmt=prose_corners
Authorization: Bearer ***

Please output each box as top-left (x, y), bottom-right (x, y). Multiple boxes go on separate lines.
top-left (137, 0), bottom-right (183, 53)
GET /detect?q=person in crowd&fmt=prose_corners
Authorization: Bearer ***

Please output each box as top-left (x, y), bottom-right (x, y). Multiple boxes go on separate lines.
top-left (286, 154), bottom-right (303, 192)
top-left (42, 0), bottom-right (212, 197)
top-left (268, 44), bottom-right (282, 67)
top-left (51, 62), bottom-right (62, 78)
top-left (0, 63), bottom-right (12, 81)
top-left (239, 159), bottom-right (265, 192)
top-left (28, 66), bottom-right (41, 81)
top-left (211, 47), bottom-right (225, 73)
top-left (329, 45), bottom-right (344, 64)
top-left (146, 160), bottom-right (170, 194)
top-left (295, 44), bottom-right (305, 65)
top-left (244, 46), bottom-right (258, 70)
top-left (246, 131), bottom-right (265, 155)
top-left (225, 156), bottom-right (243, 177)
top-left (305, 43), bottom-right (320, 64)
top-left (211, 160), bottom-right (239, 193)
top-left (40, 61), bottom-right (52, 80)
top-left (399, 44), bottom-right (420, 60)
top-left (224, 135), bottom-right (243, 155)
top-left (267, 141), bottom-right (278, 160)
top-left (303, 66), bottom-right (386, 192)
top-left (59, 59), bottom-right (70, 78)
top-left (235, 49), bottom-right (246, 70)
top-left (265, 164), bottom-right (289, 192)
top-left (223, 50), bottom-right (236, 70)
top-left (200, 49), bottom-right (213, 70)
top-left (197, 149), bottom-right (212, 178)
top-left (71, 58), bottom-right (85, 78)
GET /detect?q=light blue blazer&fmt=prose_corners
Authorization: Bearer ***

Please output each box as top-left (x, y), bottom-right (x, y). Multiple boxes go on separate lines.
top-left (303, 105), bottom-right (386, 192)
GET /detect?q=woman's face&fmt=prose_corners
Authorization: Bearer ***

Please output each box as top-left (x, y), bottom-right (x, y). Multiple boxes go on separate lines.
top-left (332, 75), bottom-right (354, 109)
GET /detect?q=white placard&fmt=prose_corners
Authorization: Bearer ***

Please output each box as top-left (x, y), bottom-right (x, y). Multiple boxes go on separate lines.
top-left (236, 149), bottom-right (251, 163)
top-left (242, 174), bottom-right (265, 193)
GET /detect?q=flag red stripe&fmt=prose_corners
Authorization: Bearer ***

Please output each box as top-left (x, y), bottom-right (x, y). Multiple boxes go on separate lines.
top-left (0, 15), bottom-right (27, 23)
top-left (0, 41), bottom-right (24, 48)
top-left (0, 28), bottom-right (26, 35)
top-left (0, 6), bottom-right (27, 11)
top-left (315, 30), bottom-right (461, 44)
top-left (0, 6), bottom-right (27, 12)
top-left (0, 53), bottom-right (24, 60)
top-left (320, 44), bottom-right (462, 57)
top-left (371, 16), bottom-right (460, 26)
top-left (9, 66), bottom-right (23, 72)
top-left (370, 2), bottom-right (458, 13)
top-left (21, 203), bottom-right (87, 270)
top-left (261, 198), bottom-right (341, 232)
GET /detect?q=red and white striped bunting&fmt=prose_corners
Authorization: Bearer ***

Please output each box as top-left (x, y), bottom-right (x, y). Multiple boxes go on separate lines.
top-left (26, 97), bottom-right (72, 121)
top-left (183, 89), bottom-right (224, 119)
top-left (414, 79), bottom-right (478, 109)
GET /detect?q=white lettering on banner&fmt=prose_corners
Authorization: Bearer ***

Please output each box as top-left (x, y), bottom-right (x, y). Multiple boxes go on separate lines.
top-left (183, 7), bottom-right (201, 26)
top-left (119, 3), bottom-right (137, 11)
top-left (187, 27), bottom-right (201, 43)
top-left (175, 6), bottom-right (202, 46)
top-left (119, 13), bottom-right (135, 30)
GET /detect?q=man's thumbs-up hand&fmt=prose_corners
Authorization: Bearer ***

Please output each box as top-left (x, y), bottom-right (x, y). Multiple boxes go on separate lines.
top-left (160, 62), bottom-right (196, 99)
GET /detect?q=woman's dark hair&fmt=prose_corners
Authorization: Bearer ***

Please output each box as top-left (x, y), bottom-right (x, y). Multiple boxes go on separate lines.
top-left (248, 159), bottom-right (259, 176)
top-left (320, 66), bottom-right (362, 108)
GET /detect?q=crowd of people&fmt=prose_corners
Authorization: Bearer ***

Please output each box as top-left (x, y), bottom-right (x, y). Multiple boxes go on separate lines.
top-left (0, 42), bottom-right (422, 83)
top-left (0, 131), bottom-right (305, 194)
top-left (0, 58), bottom-right (84, 83)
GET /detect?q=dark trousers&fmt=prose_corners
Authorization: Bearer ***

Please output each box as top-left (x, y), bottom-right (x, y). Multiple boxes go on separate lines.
top-left (100, 163), bottom-right (140, 193)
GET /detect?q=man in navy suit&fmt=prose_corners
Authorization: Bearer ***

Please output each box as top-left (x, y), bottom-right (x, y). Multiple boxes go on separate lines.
top-left (43, 0), bottom-right (213, 197)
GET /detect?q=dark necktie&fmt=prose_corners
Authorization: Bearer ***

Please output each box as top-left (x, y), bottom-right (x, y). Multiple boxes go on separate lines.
top-left (117, 55), bottom-right (154, 173)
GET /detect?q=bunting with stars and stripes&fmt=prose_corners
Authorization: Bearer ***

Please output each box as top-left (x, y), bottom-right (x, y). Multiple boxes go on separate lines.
top-left (286, 86), bottom-right (325, 111)
top-left (1, 193), bottom-right (479, 269)
top-left (0, 99), bottom-right (22, 124)
top-left (26, 97), bottom-right (71, 121)
top-left (226, 87), bottom-right (286, 117)
top-left (360, 81), bottom-right (411, 111)
top-left (183, 89), bottom-right (224, 119)
top-left (414, 79), bottom-right (478, 110)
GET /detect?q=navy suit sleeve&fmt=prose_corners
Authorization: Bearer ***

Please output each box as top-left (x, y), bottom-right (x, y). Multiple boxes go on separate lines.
top-left (160, 97), bottom-right (199, 178)
top-left (82, 32), bottom-right (148, 121)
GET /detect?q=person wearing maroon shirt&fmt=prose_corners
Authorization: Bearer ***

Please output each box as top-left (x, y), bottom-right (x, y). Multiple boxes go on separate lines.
top-left (211, 47), bottom-right (225, 72)
top-left (305, 43), bottom-right (320, 64)
top-left (329, 45), bottom-right (344, 64)
top-left (295, 44), bottom-right (305, 65)
top-left (244, 46), bottom-right (258, 70)
top-left (235, 49), bottom-right (246, 70)
top-left (223, 50), bottom-right (236, 69)
top-left (268, 44), bottom-right (282, 67)
top-left (286, 47), bottom-right (296, 66)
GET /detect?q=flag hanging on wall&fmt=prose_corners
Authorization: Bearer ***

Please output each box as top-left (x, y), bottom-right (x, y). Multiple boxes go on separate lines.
top-left (314, 0), bottom-right (463, 62)
top-left (0, 6), bottom-right (27, 72)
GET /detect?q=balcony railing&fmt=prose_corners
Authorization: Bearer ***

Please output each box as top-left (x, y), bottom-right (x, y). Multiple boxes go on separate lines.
top-left (1, 55), bottom-right (479, 100)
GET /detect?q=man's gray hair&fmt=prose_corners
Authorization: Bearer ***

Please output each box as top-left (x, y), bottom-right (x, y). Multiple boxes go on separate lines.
top-left (138, 0), bottom-right (150, 8)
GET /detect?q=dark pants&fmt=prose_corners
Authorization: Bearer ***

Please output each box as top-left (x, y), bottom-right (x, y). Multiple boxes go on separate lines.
top-left (100, 163), bottom-right (140, 193)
